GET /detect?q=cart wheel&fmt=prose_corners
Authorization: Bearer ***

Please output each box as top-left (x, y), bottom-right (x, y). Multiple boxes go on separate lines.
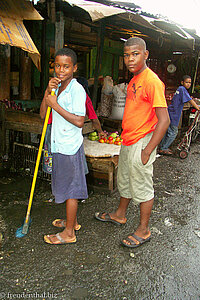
top-left (179, 150), bottom-right (188, 159)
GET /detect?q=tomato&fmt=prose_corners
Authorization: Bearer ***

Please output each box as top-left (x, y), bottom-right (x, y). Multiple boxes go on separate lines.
top-left (109, 140), bottom-right (114, 144)
top-left (108, 136), bottom-right (113, 141)
top-left (104, 138), bottom-right (107, 142)
top-left (114, 141), bottom-right (121, 146)
top-left (115, 137), bottom-right (121, 142)
top-left (99, 139), bottom-right (104, 143)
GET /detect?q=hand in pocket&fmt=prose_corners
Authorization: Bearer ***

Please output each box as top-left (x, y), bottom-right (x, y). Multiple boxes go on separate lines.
top-left (141, 149), bottom-right (150, 165)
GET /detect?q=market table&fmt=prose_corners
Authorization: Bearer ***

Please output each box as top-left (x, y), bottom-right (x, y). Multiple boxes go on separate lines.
top-left (0, 102), bottom-right (93, 154)
top-left (83, 137), bottom-right (121, 193)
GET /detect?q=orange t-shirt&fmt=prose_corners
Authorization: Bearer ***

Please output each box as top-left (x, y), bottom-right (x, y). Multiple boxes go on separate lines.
top-left (122, 67), bottom-right (167, 146)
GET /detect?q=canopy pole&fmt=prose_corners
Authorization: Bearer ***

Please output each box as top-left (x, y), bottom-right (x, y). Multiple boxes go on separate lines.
top-left (192, 50), bottom-right (200, 93)
top-left (92, 20), bottom-right (105, 110)
top-left (0, 45), bottom-right (10, 100)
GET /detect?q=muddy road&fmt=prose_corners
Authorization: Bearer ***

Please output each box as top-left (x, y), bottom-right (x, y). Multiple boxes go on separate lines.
top-left (0, 141), bottom-right (200, 299)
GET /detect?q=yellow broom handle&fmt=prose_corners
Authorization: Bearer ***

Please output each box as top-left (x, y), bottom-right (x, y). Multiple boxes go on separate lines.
top-left (24, 90), bottom-right (55, 223)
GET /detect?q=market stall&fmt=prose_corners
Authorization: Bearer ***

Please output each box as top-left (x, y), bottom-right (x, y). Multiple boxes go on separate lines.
top-left (1, 0), bottom-right (200, 194)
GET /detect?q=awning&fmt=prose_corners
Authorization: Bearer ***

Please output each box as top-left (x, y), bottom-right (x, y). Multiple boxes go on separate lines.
top-left (118, 13), bottom-right (169, 35)
top-left (64, 0), bottom-right (170, 35)
top-left (0, 0), bottom-right (43, 70)
top-left (151, 19), bottom-right (195, 50)
top-left (65, 0), bottom-right (127, 22)
top-left (65, 0), bottom-right (197, 50)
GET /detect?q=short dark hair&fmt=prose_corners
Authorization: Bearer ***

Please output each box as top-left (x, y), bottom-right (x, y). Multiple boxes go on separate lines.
top-left (182, 75), bottom-right (191, 82)
top-left (55, 48), bottom-right (77, 65)
top-left (124, 37), bottom-right (146, 51)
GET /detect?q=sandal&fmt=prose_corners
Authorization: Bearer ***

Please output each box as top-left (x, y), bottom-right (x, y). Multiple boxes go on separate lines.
top-left (95, 212), bottom-right (126, 225)
top-left (157, 149), bottom-right (173, 156)
top-left (121, 233), bottom-right (151, 248)
top-left (52, 219), bottom-right (81, 231)
top-left (44, 233), bottom-right (76, 245)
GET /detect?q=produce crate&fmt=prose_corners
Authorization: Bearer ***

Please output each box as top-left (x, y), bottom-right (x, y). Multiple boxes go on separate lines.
top-left (12, 142), bottom-right (51, 181)
top-left (86, 155), bottom-right (119, 193)
top-left (99, 116), bottom-right (122, 134)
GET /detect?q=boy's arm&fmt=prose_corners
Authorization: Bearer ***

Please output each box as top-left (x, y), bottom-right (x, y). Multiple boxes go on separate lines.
top-left (91, 118), bottom-right (107, 138)
top-left (142, 107), bottom-right (170, 165)
top-left (86, 95), bottom-right (106, 137)
top-left (40, 89), bottom-right (49, 119)
top-left (46, 94), bottom-right (85, 128)
top-left (189, 99), bottom-right (200, 111)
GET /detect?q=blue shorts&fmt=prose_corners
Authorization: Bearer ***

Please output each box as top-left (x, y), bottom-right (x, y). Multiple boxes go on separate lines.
top-left (52, 144), bottom-right (88, 203)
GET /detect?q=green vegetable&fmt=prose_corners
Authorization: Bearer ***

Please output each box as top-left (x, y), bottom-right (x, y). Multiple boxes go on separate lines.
top-left (110, 133), bottom-right (117, 138)
top-left (89, 136), bottom-right (97, 141)
top-left (89, 131), bottom-right (97, 137)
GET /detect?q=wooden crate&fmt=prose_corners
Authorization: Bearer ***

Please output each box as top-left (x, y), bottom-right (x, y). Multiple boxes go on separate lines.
top-left (99, 116), bottom-right (122, 134)
top-left (86, 155), bottom-right (119, 193)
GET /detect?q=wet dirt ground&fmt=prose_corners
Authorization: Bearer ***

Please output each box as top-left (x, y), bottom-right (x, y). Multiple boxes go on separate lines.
top-left (0, 139), bottom-right (200, 300)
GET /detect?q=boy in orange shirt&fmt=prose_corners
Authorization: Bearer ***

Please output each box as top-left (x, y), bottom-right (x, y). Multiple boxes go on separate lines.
top-left (95, 37), bottom-right (170, 248)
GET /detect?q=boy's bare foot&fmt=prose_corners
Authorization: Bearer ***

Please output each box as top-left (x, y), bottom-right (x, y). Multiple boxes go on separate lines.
top-left (52, 219), bottom-right (81, 231)
top-left (95, 212), bottom-right (127, 225)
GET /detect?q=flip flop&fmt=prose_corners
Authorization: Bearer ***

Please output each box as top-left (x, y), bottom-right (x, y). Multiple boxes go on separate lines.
top-left (121, 233), bottom-right (151, 248)
top-left (44, 233), bottom-right (76, 245)
top-left (157, 149), bottom-right (173, 156)
top-left (52, 219), bottom-right (81, 231)
top-left (95, 212), bottom-right (126, 226)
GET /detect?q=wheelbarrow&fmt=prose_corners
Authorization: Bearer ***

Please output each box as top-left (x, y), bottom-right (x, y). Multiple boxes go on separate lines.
top-left (177, 110), bottom-right (200, 159)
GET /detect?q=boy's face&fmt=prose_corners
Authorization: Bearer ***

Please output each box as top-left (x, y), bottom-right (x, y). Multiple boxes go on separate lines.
top-left (54, 55), bottom-right (77, 82)
top-left (181, 78), bottom-right (191, 90)
top-left (124, 44), bottom-right (149, 75)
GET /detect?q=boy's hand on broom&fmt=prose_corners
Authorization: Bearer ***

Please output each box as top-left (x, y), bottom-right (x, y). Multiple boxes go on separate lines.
top-left (47, 77), bottom-right (61, 94)
top-left (46, 92), bottom-right (58, 109)
top-left (45, 77), bottom-right (61, 109)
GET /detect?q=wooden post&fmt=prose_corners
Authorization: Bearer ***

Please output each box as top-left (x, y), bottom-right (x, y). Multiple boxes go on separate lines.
top-left (47, 0), bottom-right (56, 23)
top-left (0, 103), bottom-right (6, 155)
top-left (92, 20), bottom-right (105, 110)
top-left (41, 19), bottom-right (47, 94)
top-left (19, 51), bottom-right (32, 100)
top-left (55, 11), bottom-right (65, 53)
top-left (0, 45), bottom-right (10, 100)
top-left (192, 50), bottom-right (200, 93)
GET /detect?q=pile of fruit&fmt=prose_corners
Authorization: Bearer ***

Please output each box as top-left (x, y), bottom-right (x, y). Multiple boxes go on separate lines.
top-left (88, 132), bottom-right (99, 141)
top-left (88, 131), bottom-right (122, 146)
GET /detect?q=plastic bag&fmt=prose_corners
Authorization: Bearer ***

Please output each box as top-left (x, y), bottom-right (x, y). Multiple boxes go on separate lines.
top-left (110, 83), bottom-right (128, 120)
top-left (100, 76), bottom-right (114, 117)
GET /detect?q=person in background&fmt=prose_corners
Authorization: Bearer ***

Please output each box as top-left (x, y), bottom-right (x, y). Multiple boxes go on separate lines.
top-left (76, 76), bottom-right (106, 139)
top-left (158, 75), bottom-right (200, 155)
top-left (40, 48), bottom-right (88, 245)
top-left (95, 37), bottom-right (170, 248)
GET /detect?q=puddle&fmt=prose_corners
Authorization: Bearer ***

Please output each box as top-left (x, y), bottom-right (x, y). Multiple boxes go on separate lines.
top-left (74, 251), bottom-right (101, 265)
top-left (72, 287), bottom-right (88, 299)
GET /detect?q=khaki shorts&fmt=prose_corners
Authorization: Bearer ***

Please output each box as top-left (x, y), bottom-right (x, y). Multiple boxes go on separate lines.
top-left (117, 132), bottom-right (157, 204)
